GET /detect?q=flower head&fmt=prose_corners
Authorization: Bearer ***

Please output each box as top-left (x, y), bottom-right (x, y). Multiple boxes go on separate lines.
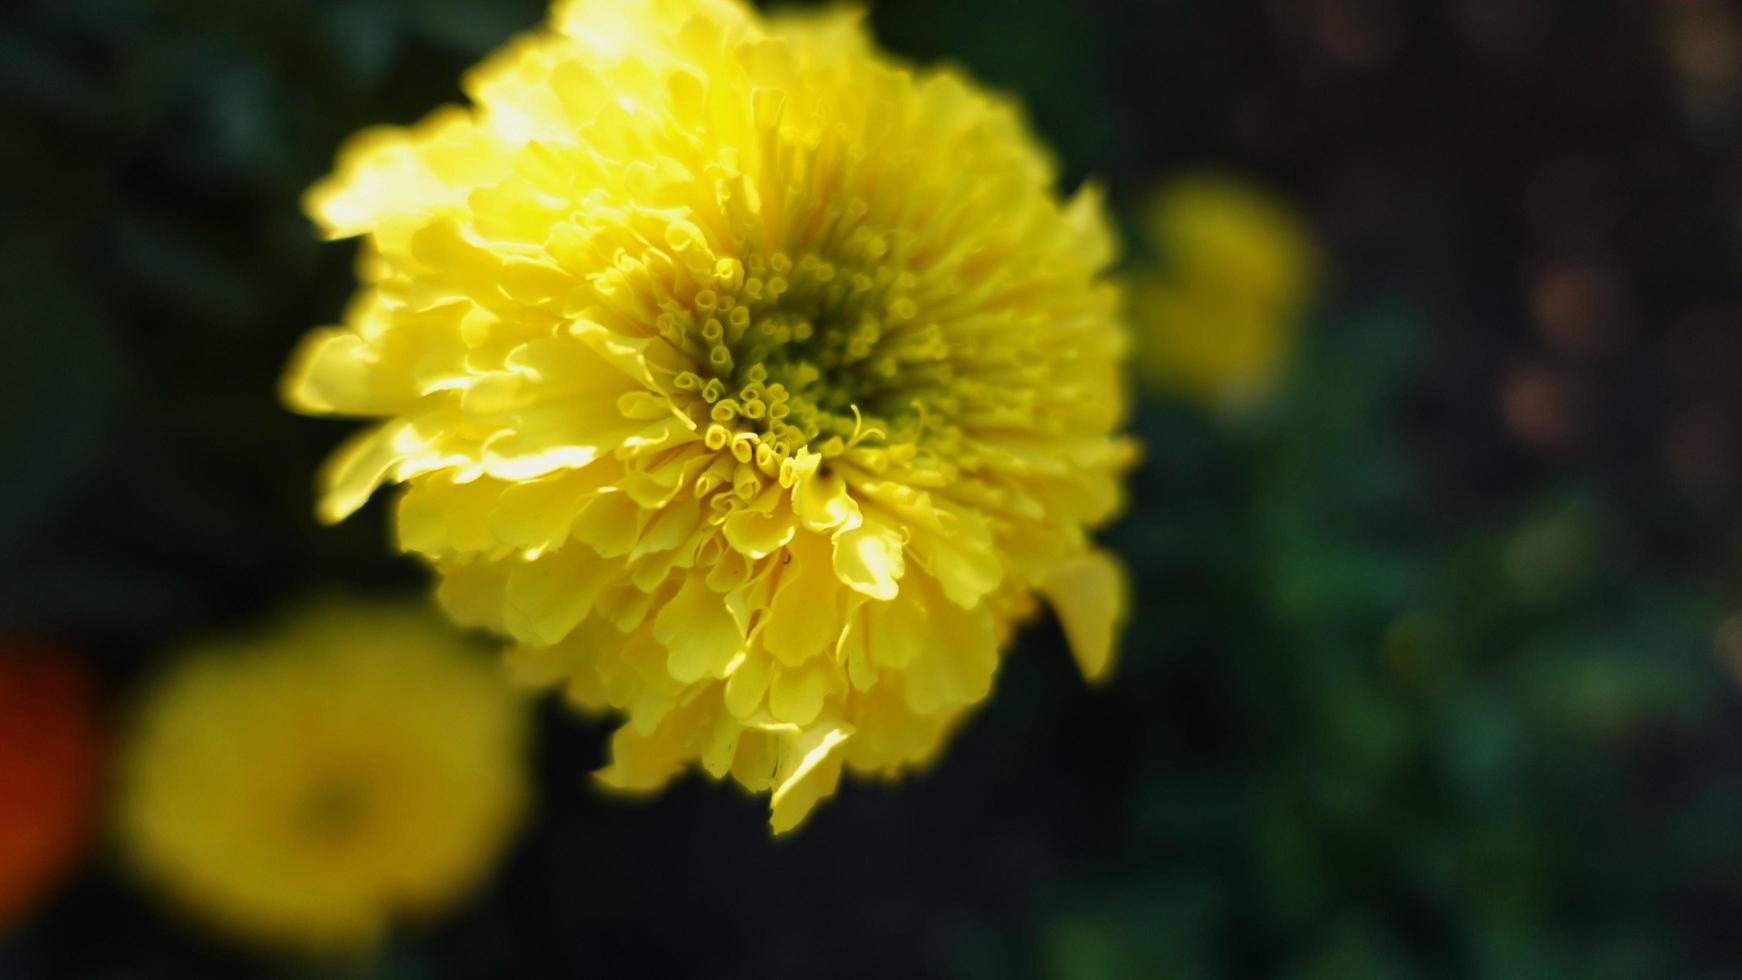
top-left (0, 640), bottom-right (100, 932)
top-left (284, 0), bottom-right (1133, 832)
top-left (1131, 176), bottom-right (1319, 407)
top-left (116, 602), bottom-right (529, 951)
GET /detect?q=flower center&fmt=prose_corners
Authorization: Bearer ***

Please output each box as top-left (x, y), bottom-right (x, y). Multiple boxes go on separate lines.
top-left (661, 241), bottom-right (953, 464)
top-left (294, 774), bottom-right (372, 847)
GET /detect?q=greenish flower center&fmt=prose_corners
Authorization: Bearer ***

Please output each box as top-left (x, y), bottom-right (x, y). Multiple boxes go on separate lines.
top-left (295, 774), bottom-right (373, 847)
top-left (661, 242), bottom-right (954, 460)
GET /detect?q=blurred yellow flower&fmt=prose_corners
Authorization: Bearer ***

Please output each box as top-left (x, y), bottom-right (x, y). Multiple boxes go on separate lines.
top-left (282, 0), bottom-right (1133, 832)
top-left (1131, 176), bottom-right (1319, 407)
top-left (116, 602), bottom-right (529, 951)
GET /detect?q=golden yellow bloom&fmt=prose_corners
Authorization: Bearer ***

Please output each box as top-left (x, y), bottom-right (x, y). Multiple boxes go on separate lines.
top-left (116, 602), bottom-right (529, 951)
top-left (1131, 176), bottom-right (1319, 407)
top-left (283, 0), bottom-right (1132, 832)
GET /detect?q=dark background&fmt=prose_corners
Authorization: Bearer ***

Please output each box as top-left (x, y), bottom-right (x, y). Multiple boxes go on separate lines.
top-left (5, 0), bottom-right (1742, 976)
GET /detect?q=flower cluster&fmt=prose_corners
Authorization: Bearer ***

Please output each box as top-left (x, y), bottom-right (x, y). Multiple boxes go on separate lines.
top-left (284, 0), bottom-right (1133, 831)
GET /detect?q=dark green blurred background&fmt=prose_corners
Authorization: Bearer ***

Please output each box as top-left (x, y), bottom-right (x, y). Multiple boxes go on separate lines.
top-left (5, 0), bottom-right (1742, 976)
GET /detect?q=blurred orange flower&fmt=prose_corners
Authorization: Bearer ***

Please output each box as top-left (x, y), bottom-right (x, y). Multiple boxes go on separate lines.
top-left (0, 640), bottom-right (101, 931)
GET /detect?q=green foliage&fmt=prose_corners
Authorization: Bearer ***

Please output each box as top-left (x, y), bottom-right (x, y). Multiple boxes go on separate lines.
top-left (997, 307), bottom-right (1737, 979)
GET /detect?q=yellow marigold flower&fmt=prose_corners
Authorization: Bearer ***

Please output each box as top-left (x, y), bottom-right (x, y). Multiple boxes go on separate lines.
top-left (1131, 175), bottom-right (1319, 407)
top-left (116, 602), bottom-right (529, 951)
top-left (282, 0), bottom-right (1133, 832)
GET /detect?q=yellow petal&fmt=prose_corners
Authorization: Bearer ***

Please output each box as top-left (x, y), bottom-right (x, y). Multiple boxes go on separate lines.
top-left (303, 108), bottom-right (488, 239)
top-left (396, 476), bottom-right (502, 556)
top-left (653, 575), bottom-right (744, 684)
top-left (837, 610), bottom-right (879, 691)
top-left (722, 501), bottom-right (798, 560)
top-left (432, 557), bottom-right (506, 633)
top-left (629, 497), bottom-right (702, 559)
top-left (571, 490), bottom-right (643, 557)
top-left (698, 707), bottom-right (743, 780)
top-left (901, 585), bottom-right (998, 715)
top-left (768, 659), bottom-right (831, 727)
top-left (791, 468), bottom-right (859, 532)
top-left (489, 473), bottom-right (588, 555)
top-left (280, 329), bottom-right (392, 416)
top-left (723, 648), bottom-right (770, 720)
top-left (768, 722), bottom-right (852, 835)
top-left (316, 420), bottom-right (411, 524)
top-left (502, 547), bottom-right (618, 645)
top-left (915, 520), bottom-right (1003, 608)
top-left (866, 587), bottom-right (926, 671)
top-left (595, 717), bottom-right (692, 794)
top-left (1041, 549), bottom-right (1127, 682)
top-left (831, 519), bottom-right (905, 601)
top-left (729, 729), bottom-right (778, 793)
top-left (479, 406), bottom-right (624, 481)
top-left (760, 534), bottom-right (840, 666)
